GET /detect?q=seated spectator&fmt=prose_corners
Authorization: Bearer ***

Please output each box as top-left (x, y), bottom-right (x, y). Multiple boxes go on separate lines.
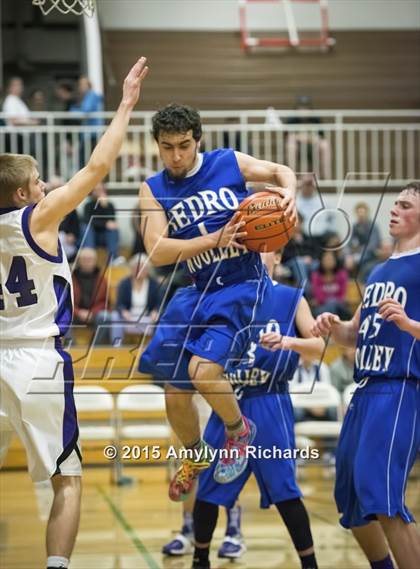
top-left (83, 182), bottom-right (124, 264)
top-left (285, 95), bottom-right (331, 179)
top-left (323, 233), bottom-right (354, 274)
top-left (310, 251), bottom-right (350, 320)
top-left (375, 239), bottom-right (394, 264)
top-left (289, 356), bottom-right (336, 421)
top-left (71, 248), bottom-right (111, 344)
top-left (349, 201), bottom-right (382, 282)
top-left (296, 174), bottom-right (335, 245)
top-left (330, 346), bottom-right (356, 394)
top-left (281, 212), bottom-right (321, 288)
top-left (110, 254), bottom-right (163, 345)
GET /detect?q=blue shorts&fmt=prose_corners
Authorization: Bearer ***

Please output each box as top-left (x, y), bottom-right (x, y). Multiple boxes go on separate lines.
top-left (197, 393), bottom-right (302, 509)
top-left (335, 378), bottom-right (420, 529)
top-left (139, 276), bottom-right (273, 390)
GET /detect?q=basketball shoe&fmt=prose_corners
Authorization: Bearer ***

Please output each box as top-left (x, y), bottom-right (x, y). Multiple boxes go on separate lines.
top-left (169, 441), bottom-right (213, 502)
top-left (213, 416), bottom-right (256, 484)
top-left (217, 505), bottom-right (246, 559)
top-left (162, 520), bottom-right (194, 556)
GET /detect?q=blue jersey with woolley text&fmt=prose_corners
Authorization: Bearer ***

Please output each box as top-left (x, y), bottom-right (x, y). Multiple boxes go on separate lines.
top-left (354, 248), bottom-right (420, 382)
top-left (224, 283), bottom-right (303, 397)
top-left (146, 149), bottom-right (263, 289)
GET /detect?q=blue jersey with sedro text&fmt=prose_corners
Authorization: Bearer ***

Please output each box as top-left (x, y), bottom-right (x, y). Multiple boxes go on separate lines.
top-left (354, 248), bottom-right (420, 383)
top-left (146, 149), bottom-right (263, 289)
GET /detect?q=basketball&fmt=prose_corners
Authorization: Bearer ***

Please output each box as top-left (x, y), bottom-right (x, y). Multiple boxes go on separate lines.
top-left (237, 191), bottom-right (295, 252)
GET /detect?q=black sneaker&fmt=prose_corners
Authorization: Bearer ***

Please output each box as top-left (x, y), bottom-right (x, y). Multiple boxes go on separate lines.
top-left (192, 557), bottom-right (211, 569)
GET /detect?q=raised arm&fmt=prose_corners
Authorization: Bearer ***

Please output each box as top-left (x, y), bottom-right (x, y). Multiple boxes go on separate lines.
top-left (234, 151), bottom-right (297, 218)
top-left (311, 305), bottom-right (361, 348)
top-left (31, 57), bottom-right (149, 233)
top-left (139, 182), bottom-right (248, 266)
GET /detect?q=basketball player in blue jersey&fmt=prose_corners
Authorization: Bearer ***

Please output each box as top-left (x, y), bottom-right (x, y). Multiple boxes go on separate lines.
top-left (138, 104), bottom-right (297, 502)
top-left (312, 181), bottom-right (420, 569)
top-left (190, 250), bottom-right (323, 569)
top-left (0, 57), bottom-right (148, 569)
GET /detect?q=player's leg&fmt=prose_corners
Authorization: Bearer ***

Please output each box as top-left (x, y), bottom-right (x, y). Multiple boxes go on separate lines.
top-left (165, 384), bottom-right (213, 501)
top-left (46, 474), bottom-right (82, 568)
top-left (188, 356), bottom-right (256, 484)
top-left (192, 499), bottom-right (219, 569)
top-left (188, 356), bottom-right (243, 426)
top-left (2, 344), bottom-right (82, 569)
top-left (377, 515), bottom-right (420, 569)
top-left (276, 498), bottom-right (317, 569)
top-left (247, 393), bottom-right (318, 569)
top-left (352, 380), bottom-right (420, 568)
top-left (351, 522), bottom-right (394, 569)
top-left (165, 383), bottom-right (200, 447)
top-left (193, 410), bottom-right (250, 568)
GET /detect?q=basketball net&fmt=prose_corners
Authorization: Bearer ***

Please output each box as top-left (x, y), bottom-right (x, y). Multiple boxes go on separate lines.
top-left (32, 0), bottom-right (96, 17)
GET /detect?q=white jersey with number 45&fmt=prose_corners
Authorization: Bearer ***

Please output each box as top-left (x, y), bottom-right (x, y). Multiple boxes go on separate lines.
top-left (0, 205), bottom-right (73, 340)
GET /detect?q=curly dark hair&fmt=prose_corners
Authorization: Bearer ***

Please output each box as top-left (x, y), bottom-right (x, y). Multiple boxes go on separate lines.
top-left (151, 103), bottom-right (202, 141)
top-left (401, 181), bottom-right (420, 195)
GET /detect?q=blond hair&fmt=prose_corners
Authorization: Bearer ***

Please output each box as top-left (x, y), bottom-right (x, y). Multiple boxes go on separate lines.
top-left (0, 153), bottom-right (37, 206)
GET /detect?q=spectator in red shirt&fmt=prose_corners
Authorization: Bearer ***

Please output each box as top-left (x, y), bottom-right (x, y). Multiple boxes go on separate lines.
top-left (72, 247), bottom-right (111, 344)
top-left (310, 251), bottom-right (350, 320)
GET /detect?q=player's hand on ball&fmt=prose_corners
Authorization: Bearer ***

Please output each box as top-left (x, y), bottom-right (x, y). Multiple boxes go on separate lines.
top-left (311, 312), bottom-right (341, 337)
top-left (213, 212), bottom-right (248, 250)
top-left (378, 298), bottom-right (412, 332)
top-left (265, 186), bottom-right (297, 224)
top-left (260, 332), bottom-right (293, 351)
top-left (122, 57), bottom-right (149, 109)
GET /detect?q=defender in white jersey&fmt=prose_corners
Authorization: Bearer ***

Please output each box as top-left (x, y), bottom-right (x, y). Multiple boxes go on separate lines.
top-left (312, 182), bottom-right (420, 569)
top-left (0, 57), bottom-right (148, 569)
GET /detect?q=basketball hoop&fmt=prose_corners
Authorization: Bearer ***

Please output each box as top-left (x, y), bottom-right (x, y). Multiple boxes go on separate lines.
top-left (32, 0), bottom-right (96, 17)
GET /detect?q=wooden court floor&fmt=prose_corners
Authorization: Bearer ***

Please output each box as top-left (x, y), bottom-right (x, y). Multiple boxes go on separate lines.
top-left (1, 464), bottom-right (419, 569)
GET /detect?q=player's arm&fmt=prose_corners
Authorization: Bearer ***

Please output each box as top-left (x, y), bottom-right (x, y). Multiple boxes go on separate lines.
top-left (234, 151), bottom-right (297, 219)
top-left (31, 57), bottom-right (149, 232)
top-left (311, 305), bottom-right (361, 348)
top-left (140, 183), bottom-right (247, 266)
top-left (260, 297), bottom-right (325, 360)
top-left (378, 298), bottom-right (420, 340)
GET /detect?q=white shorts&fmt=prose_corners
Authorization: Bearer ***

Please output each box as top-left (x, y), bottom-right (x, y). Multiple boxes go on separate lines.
top-left (0, 338), bottom-right (82, 482)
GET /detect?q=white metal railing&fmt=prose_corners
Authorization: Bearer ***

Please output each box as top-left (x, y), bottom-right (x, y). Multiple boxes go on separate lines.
top-left (0, 110), bottom-right (419, 189)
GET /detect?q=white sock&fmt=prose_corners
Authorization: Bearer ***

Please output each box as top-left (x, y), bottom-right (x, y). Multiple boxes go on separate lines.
top-left (46, 556), bottom-right (69, 568)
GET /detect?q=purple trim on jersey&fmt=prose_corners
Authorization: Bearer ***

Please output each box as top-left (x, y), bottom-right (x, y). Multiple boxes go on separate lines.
top-left (0, 207), bottom-right (20, 214)
top-left (54, 338), bottom-right (80, 462)
top-left (21, 204), bottom-right (63, 263)
top-left (53, 275), bottom-right (73, 336)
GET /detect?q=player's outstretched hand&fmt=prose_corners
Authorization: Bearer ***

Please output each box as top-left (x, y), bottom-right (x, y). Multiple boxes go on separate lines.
top-left (212, 212), bottom-right (248, 250)
top-left (260, 332), bottom-right (293, 352)
top-left (265, 186), bottom-right (297, 224)
top-left (311, 312), bottom-right (341, 337)
top-left (378, 298), bottom-right (412, 332)
top-left (121, 57), bottom-right (149, 109)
